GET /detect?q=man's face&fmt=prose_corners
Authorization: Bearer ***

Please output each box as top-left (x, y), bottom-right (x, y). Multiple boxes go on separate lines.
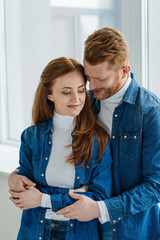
top-left (84, 59), bottom-right (127, 100)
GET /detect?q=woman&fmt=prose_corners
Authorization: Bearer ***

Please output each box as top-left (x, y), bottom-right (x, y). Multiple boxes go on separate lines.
top-left (9, 57), bottom-right (112, 240)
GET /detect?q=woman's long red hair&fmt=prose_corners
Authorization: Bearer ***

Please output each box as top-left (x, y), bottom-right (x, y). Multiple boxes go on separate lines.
top-left (32, 57), bottom-right (108, 166)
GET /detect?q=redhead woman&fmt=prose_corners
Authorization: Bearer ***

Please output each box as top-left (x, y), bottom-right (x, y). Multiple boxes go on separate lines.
top-left (8, 57), bottom-right (112, 240)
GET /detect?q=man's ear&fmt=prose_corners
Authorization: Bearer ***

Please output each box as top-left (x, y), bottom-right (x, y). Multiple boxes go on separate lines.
top-left (47, 95), bottom-right (54, 102)
top-left (123, 65), bottom-right (131, 75)
top-left (121, 65), bottom-right (131, 79)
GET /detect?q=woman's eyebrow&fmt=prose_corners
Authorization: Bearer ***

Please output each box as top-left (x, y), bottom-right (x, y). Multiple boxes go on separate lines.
top-left (61, 85), bottom-right (85, 90)
top-left (61, 87), bottom-right (72, 90)
top-left (78, 85), bottom-right (85, 88)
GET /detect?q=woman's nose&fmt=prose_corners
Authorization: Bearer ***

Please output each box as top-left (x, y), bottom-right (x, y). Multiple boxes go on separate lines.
top-left (72, 92), bottom-right (79, 101)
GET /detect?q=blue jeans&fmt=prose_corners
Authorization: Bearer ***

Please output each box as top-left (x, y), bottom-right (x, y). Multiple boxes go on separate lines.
top-left (43, 219), bottom-right (69, 240)
top-left (98, 222), bottom-right (113, 240)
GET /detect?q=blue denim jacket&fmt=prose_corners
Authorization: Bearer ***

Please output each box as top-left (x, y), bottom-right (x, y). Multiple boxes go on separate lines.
top-left (90, 72), bottom-right (160, 240)
top-left (17, 119), bottom-right (112, 240)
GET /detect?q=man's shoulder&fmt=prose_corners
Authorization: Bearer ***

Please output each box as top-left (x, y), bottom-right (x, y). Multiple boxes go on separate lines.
top-left (127, 73), bottom-right (160, 114)
top-left (137, 86), bottom-right (160, 113)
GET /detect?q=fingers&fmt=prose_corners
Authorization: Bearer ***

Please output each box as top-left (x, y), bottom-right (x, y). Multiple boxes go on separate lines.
top-left (25, 186), bottom-right (33, 190)
top-left (9, 190), bottom-right (21, 198)
top-left (56, 205), bottom-right (72, 215)
top-left (56, 206), bottom-right (77, 219)
top-left (74, 185), bottom-right (88, 192)
top-left (63, 212), bottom-right (76, 219)
top-left (68, 192), bottom-right (82, 200)
top-left (9, 197), bottom-right (24, 209)
top-left (21, 176), bottom-right (36, 187)
top-left (10, 197), bottom-right (21, 203)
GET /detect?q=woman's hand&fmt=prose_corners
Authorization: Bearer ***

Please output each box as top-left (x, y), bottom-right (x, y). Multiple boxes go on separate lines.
top-left (9, 186), bottom-right (42, 210)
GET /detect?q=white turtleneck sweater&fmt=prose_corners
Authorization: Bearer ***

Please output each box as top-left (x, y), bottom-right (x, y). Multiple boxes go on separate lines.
top-left (42, 112), bottom-right (75, 221)
top-left (97, 75), bottom-right (131, 137)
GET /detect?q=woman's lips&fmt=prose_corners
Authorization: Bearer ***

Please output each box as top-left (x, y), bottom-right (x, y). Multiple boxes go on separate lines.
top-left (68, 105), bottom-right (80, 109)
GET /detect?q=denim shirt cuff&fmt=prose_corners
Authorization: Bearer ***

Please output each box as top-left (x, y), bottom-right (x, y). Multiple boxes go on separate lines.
top-left (104, 196), bottom-right (124, 225)
top-left (50, 194), bottom-right (62, 211)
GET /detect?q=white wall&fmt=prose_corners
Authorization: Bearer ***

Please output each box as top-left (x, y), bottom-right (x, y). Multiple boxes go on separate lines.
top-left (0, 172), bottom-right (22, 240)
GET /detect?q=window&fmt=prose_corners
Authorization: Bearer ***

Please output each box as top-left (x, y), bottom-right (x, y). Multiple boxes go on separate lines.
top-left (0, 0), bottom-right (121, 145)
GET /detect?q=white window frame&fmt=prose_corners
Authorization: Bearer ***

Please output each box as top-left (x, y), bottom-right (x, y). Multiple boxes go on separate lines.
top-left (51, 5), bottom-right (121, 63)
top-left (0, 0), bottom-right (14, 146)
top-left (141, 0), bottom-right (149, 89)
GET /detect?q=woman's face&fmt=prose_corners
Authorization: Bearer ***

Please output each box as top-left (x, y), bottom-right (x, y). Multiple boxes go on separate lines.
top-left (48, 70), bottom-right (86, 116)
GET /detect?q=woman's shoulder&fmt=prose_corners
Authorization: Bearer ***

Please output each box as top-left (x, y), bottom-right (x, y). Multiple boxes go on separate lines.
top-left (21, 119), bottom-right (52, 140)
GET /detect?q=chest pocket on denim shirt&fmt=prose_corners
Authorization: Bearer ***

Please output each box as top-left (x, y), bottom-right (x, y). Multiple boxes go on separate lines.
top-left (120, 130), bottom-right (142, 160)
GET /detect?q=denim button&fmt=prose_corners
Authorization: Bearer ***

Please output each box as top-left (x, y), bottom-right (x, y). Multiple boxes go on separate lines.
top-left (70, 224), bottom-right (73, 227)
top-left (40, 220), bottom-right (43, 223)
top-left (124, 135), bottom-right (127, 139)
top-left (118, 217), bottom-right (121, 220)
top-left (39, 237), bottom-right (42, 240)
top-left (51, 223), bottom-right (59, 227)
top-left (115, 114), bottom-right (118, 117)
top-left (45, 157), bottom-right (48, 160)
top-left (41, 174), bottom-right (44, 177)
top-left (77, 176), bottom-right (80, 179)
top-left (49, 141), bottom-right (51, 144)
top-left (112, 136), bottom-right (115, 139)
top-left (113, 220), bottom-right (116, 223)
top-left (113, 228), bottom-right (116, 232)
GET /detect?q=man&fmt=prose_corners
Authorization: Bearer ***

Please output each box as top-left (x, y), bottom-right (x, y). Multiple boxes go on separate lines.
top-left (8, 28), bottom-right (160, 239)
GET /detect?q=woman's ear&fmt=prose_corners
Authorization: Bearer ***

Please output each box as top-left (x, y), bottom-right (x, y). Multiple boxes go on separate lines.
top-left (47, 95), bottom-right (54, 102)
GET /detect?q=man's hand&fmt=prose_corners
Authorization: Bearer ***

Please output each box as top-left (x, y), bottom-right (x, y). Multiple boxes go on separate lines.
top-left (56, 192), bottom-right (101, 221)
top-left (8, 171), bottom-right (36, 192)
top-left (9, 186), bottom-right (42, 210)
top-left (73, 185), bottom-right (88, 192)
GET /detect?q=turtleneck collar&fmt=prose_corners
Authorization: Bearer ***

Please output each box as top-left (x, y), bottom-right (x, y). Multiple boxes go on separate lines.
top-left (53, 111), bottom-right (75, 129)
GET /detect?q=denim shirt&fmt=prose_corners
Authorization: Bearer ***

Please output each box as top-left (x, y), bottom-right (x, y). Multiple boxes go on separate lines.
top-left (90, 72), bottom-right (160, 240)
top-left (17, 120), bottom-right (112, 240)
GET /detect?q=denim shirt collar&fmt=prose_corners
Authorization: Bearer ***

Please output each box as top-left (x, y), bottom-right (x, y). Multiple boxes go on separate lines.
top-left (39, 118), bottom-right (53, 135)
top-left (122, 72), bottom-right (139, 105)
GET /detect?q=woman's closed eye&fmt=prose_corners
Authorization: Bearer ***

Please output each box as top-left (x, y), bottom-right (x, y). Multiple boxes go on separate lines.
top-left (62, 91), bottom-right (71, 95)
top-left (78, 88), bottom-right (85, 93)
top-left (62, 88), bottom-right (85, 95)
